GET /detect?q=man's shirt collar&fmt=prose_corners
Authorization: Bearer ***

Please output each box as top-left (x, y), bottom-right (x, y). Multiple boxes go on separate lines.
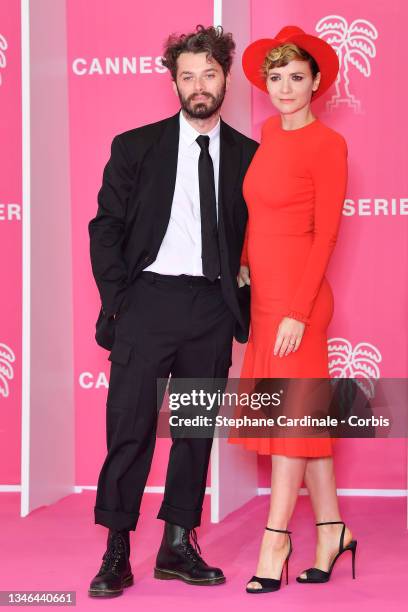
top-left (179, 109), bottom-right (220, 147)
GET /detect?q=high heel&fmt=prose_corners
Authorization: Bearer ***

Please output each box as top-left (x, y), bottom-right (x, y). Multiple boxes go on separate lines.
top-left (296, 521), bottom-right (357, 583)
top-left (246, 527), bottom-right (292, 594)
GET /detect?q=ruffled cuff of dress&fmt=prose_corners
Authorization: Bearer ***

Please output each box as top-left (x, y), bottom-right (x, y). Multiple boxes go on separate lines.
top-left (286, 310), bottom-right (311, 325)
top-left (240, 258), bottom-right (249, 267)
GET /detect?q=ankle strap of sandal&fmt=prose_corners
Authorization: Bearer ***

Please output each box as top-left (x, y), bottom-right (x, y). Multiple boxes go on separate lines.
top-left (265, 527), bottom-right (292, 534)
top-left (316, 521), bottom-right (346, 552)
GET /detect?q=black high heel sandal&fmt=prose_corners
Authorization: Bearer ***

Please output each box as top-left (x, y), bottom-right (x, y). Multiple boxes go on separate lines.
top-left (296, 521), bottom-right (357, 583)
top-left (246, 527), bottom-right (292, 594)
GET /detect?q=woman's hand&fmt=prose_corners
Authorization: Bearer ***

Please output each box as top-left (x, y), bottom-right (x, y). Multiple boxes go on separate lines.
top-left (274, 317), bottom-right (305, 357)
top-left (237, 265), bottom-right (250, 287)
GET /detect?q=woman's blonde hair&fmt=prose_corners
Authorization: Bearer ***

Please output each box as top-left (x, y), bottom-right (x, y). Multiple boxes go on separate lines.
top-left (262, 42), bottom-right (319, 79)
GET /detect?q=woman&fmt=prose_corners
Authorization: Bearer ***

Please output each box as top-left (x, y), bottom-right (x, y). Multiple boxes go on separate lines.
top-left (229, 26), bottom-right (357, 593)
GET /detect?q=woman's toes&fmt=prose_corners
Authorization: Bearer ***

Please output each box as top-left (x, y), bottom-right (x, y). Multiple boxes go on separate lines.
top-left (299, 572), bottom-right (307, 580)
top-left (247, 581), bottom-right (262, 590)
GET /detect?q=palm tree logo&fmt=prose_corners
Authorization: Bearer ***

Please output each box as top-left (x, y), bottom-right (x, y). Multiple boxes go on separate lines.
top-left (328, 337), bottom-right (382, 399)
top-left (315, 15), bottom-right (378, 112)
top-left (0, 342), bottom-right (15, 398)
top-left (0, 34), bottom-right (7, 87)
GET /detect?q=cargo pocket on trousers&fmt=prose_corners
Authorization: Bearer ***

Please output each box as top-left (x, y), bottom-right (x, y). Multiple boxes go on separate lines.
top-left (106, 337), bottom-right (141, 410)
top-left (108, 337), bottom-right (133, 366)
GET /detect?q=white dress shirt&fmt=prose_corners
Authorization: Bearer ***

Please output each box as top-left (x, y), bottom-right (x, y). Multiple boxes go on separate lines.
top-left (145, 110), bottom-right (220, 276)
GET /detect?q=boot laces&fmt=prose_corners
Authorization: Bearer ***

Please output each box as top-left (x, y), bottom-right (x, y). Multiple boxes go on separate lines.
top-left (182, 528), bottom-right (203, 563)
top-left (100, 533), bottom-right (126, 575)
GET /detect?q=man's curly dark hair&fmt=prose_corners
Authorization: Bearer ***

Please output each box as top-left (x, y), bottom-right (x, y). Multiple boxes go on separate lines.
top-left (162, 25), bottom-right (236, 79)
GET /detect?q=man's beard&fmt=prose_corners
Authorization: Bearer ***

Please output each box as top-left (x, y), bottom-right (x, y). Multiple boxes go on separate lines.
top-left (177, 83), bottom-right (226, 119)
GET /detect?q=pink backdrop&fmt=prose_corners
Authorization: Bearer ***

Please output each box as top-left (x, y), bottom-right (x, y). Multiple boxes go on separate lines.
top-left (0, 1), bottom-right (22, 484)
top-left (0, 1), bottom-right (406, 495)
top-left (252, 0), bottom-right (407, 488)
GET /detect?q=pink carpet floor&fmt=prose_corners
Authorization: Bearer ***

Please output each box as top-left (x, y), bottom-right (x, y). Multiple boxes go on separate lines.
top-left (1, 491), bottom-right (407, 611)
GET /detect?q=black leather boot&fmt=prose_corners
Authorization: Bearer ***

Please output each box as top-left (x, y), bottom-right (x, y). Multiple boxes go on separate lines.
top-left (154, 522), bottom-right (225, 585)
top-left (88, 529), bottom-right (134, 597)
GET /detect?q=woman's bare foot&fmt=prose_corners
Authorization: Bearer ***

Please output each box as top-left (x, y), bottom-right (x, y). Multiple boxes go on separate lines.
top-left (247, 529), bottom-right (291, 590)
top-left (298, 523), bottom-right (353, 580)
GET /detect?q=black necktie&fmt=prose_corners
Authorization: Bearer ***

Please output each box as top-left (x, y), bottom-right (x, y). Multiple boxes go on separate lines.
top-left (196, 135), bottom-right (220, 281)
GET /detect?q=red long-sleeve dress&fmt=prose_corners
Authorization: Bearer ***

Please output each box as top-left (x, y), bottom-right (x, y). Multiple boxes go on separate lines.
top-left (230, 115), bottom-right (348, 456)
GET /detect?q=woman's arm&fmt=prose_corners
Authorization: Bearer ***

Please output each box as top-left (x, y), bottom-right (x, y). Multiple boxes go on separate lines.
top-left (286, 134), bottom-right (348, 323)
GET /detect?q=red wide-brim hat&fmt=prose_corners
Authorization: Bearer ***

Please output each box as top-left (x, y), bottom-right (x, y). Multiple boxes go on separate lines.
top-left (242, 25), bottom-right (339, 100)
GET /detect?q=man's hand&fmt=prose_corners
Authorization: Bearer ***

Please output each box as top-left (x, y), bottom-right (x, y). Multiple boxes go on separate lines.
top-left (237, 265), bottom-right (250, 287)
top-left (274, 317), bottom-right (305, 357)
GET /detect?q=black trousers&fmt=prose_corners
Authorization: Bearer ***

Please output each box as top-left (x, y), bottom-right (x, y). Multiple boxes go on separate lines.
top-left (94, 272), bottom-right (235, 531)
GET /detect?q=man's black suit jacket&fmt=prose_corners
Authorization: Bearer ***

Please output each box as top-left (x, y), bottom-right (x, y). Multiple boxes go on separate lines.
top-left (89, 111), bottom-right (258, 348)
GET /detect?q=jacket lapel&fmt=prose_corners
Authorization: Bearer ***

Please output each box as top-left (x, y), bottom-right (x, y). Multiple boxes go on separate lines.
top-left (152, 112), bottom-right (180, 245)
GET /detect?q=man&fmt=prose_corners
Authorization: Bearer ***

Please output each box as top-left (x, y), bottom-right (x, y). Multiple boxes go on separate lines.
top-left (88, 25), bottom-right (258, 597)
